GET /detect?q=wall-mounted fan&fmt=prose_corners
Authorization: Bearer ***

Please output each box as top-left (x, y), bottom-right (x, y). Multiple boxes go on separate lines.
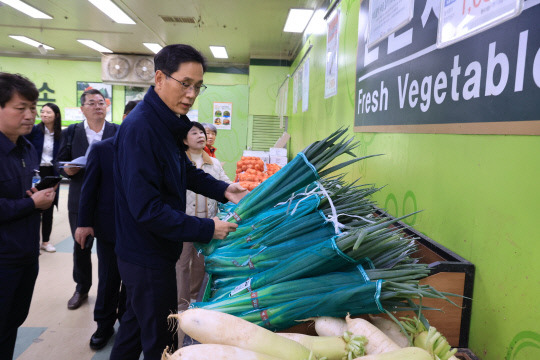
top-left (134, 58), bottom-right (154, 81)
top-left (106, 56), bottom-right (131, 79)
top-left (101, 54), bottom-right (155, 85)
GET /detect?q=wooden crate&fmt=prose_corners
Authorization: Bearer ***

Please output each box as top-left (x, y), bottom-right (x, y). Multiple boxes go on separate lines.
top-left (375, 208), bottom-right (475, 348)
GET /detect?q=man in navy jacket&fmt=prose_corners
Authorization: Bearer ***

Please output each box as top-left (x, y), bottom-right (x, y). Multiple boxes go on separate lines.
top-left (110, 45), bottom-right (247, 360)
top-left (74, 101), bottom-right (139, 350)
top-left (0, 72), bottom-right (56, 359)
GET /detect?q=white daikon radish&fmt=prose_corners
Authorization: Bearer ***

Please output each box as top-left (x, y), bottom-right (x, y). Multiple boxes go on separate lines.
top-left (168, 309), bottom-right (311, 360)
top-left (161, 344), bottom-right (285, 360)
top-left (351, 347), bottom-right (433, 360)
top-left (346, 315), bottom-right (401, 354)
top-left (277, 331), bottom-right (367, 360)
top-left (311, 316), bottom-right (348, 336)
top-left (368, 315), bottom-right (409, 347)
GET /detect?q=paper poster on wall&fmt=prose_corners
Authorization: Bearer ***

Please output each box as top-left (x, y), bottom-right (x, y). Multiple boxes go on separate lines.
top-left (76, 81), bottom-right (113, 122)
top-left (367, 0), bottom-right (414, 48)
top-left (292, 72), bottom-right (299, 114)
top-left (438, 0), bottom-right (523, 48)
top-left (276, 79), bottom-right (289, 128)
top-left (125, 86), bottom-right (148, 104)
top-left (187, 109), bottom-right (199, 122)
top-left (213, 102), bottom-right (232, 130)
top-left (325, 9), bottom-right (340, 98)
top-left (64, 107), bottom-right (85, 121)
top-left (302, 58), bottom-right (310, 112)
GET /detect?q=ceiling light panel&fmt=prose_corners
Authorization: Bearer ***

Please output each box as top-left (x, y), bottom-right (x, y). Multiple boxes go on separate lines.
top-left (209, 46), bottom-right (228, 59)
top-left (1, 0), bottom-right (52, 19)
top-left (283, 9), bottom-right (314, 33)
top-left (143, 43), bottom-right (163, 54)
top-left (87, 0), bottom-right (136, 24)
top-left (77, 39), bottom-right (113, 53)
top-left (9, 35), bottom-right (54, 50)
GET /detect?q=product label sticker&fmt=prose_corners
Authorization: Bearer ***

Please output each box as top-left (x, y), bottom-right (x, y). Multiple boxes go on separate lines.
top-left (232, 212), bottom-right (242, 222)
top-left (260, 310), bottom-right (270, 326)
top-left (250, 291), bottom-right (259, 309)
top-left (230, 278), bottom-right (251, 296)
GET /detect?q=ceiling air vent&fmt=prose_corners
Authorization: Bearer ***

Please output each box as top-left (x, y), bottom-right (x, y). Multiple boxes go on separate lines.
top-left (159, 15), bottom-right (196, 23)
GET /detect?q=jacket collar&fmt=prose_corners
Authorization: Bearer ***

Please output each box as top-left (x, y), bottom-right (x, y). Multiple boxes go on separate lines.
top-left (186, 150), bottom-right (213, 165)
top-left (0, 131), bottom-right (31, 155)
top-left (144, 85), bottom-right (191, 138)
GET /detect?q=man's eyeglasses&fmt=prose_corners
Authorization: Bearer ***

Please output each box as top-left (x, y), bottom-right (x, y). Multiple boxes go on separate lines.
top-left (83, 101), bottom-right (107, 107)
top-left (163, 72), bottom-right (207, 94)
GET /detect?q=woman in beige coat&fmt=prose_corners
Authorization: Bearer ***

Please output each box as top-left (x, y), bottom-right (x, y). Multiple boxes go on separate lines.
top-left (176, 122), bottom-right (231, 342)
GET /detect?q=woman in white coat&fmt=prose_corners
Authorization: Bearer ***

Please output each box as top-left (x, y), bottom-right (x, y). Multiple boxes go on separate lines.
top-left (176, 122), bottom-right (231, 328)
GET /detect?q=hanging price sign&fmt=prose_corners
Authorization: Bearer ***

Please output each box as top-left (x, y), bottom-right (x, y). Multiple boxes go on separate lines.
top-left (438, 0), bottom-right (524, 47)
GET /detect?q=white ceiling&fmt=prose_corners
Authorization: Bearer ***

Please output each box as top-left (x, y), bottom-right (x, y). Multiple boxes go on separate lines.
top-left (0, 0), bottom-right (328, 67)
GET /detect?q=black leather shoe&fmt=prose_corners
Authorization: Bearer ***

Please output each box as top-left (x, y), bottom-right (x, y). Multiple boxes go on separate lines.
top-left (67, 291), bottom-right (88, 310)
top-left (89, 327), bottom-right (114, 350)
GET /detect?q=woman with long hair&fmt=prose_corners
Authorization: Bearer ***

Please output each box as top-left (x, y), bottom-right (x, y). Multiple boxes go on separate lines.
top-left (26, 102), bottom-right (62, 252)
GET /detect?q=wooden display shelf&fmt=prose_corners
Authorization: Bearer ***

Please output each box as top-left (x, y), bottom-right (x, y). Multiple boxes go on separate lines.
top-left (200, 208), bottom-right (475, 348)
top-left (374, 208), bottom-right (475, 348)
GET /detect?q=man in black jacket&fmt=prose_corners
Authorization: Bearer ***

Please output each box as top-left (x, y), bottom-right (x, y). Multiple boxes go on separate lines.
top-left (110, 45), bottom-right (247, 360)
top-left (55, 89), bottom-right (119, 310)
top-left (0, 72), bottom-right (56, 359)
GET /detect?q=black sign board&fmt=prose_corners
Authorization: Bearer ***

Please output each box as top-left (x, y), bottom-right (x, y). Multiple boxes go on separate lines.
top-left (355, 0), bottom-right (540, 135)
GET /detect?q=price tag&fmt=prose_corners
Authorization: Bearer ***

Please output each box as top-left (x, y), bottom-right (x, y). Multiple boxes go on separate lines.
top-left (438, 0), bottom-right (524, 47)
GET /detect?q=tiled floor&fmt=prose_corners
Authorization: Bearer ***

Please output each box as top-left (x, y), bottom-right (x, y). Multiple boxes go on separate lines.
top-left (13, 184), bottom-right (119, 360)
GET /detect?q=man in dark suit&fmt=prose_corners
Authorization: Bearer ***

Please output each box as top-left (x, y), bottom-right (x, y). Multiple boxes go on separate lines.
top-left (55, 89), bottom-right (119, 310)
top-left (74, 100), bottom-right (139, 350)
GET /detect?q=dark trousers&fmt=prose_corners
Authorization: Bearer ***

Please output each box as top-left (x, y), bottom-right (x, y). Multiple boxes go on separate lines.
top-left (39, 166), bottom-right (55, 243)
top-left (110, 258), bottom-right (178, 360)
top-left (94, 237), bottom-right (126, 330)
top-left (68, 211), bottom-right (92, 294)
top-left (0, 261), bottom-right (38, 360)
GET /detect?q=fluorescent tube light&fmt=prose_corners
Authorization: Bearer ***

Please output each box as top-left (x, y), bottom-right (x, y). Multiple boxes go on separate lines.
top-left (9, 35), bottom-right (54, 50)
top-left (77, 39), bottom-right (113, 53)
top-left (143, 43), bottom-right (163, 54)
top-left (283, 9), bottom-right (314, 33)
top-left (209, 46), bottom-right (228, 59)
top-left (1, 0), bottom-right (52, 19)
top-left (87, 0), bottom-right (136, 24)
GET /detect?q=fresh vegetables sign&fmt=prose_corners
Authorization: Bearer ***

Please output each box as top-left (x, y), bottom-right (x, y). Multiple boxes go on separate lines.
top-left (354, 0), bottom-right (540, 135)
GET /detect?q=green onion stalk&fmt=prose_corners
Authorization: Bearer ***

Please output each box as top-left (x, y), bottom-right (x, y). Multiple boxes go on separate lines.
top-left (197, 194), bottom-right (321, 256)
top-left (226, 128), bottom-right (381, 224)
top-left (236, 277), bottom-right (457, 332)
top-left (204, 231), bottom-right (331, 277)
top-left (223, 211), bottom-right (420, 298)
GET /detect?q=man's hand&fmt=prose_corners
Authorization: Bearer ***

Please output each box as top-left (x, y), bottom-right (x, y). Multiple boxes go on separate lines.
top-left (28, 188), bottom-right (55, 210)
top-left (212, 217), bottom-right (238, 239)
top-left (224, 183), bottom-right (248, 204)
top-left (63, 166), bottom-right (81, 176)
top-left (75, 227), bottom-right (94, 249)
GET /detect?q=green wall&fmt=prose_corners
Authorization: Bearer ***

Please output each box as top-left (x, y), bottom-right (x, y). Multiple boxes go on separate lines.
top-left (0, 56), bottom-right (253, 179)
top-left (286, 0), bottom-right (540, 358)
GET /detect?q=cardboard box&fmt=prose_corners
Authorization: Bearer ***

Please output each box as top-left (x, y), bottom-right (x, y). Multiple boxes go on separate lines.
top-left (269, 155), bottom-right (287, 167)
top-left (243, 150), bottom-right (269, 163)
top-left (269, 147), bottom-right (287, 157)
